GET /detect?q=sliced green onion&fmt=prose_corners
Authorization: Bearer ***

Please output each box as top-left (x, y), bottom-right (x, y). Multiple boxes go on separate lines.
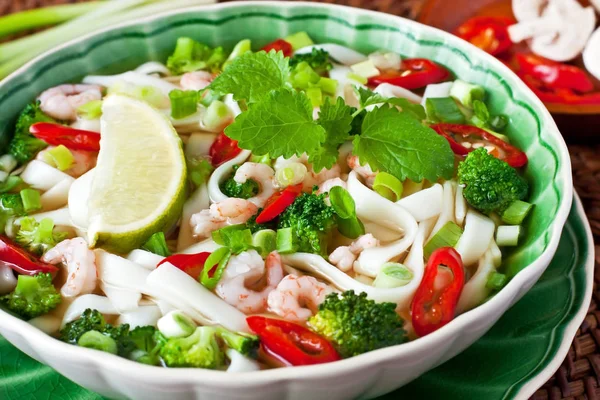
top-left (373, 172), bottom-right (403, 202)
top-left (142, 231), bottom-right (171, 257)
top-left (486, 272), bottom-right (507, 291)
top-left (249, 153), bottom-right (272, 166)
top-left (77, 99), bottom-right (103, 120)
top-left (276, 228), bottom-right (298, 254)
top-left (199, 90), bottom-right (222, 107)
top-left (329, 186), bottom-right (356, 219)
top-left (489, 114), bottom-right (509, 131)
top-left (471, 99), bottom-right (490, 127)
top-left (290, 62), bottom-right (321, 89)
top-left (449, 79), bottom-right (486, 108)
top-left (484, 128), bottom-right (510, 143)
top-left (424, 221), bottom-right (463, 258)
top-left (425, 97), bottom-right (466, 124)
top-left (284, 31), bottom-right (314, 51)
top-left (169, 89), bottom-right (199, 120)
top-left (252, 229), bottom-right (277, 258)
top-left (19, 189), bottom-right (41, 213)
top-left (275, 162), bottom-right (307, 187)
top-left (78, 330), bottom-right (118, 354)
top-left (496, 225), bottom-right (521, 247)
top-left (187, 156), bottom-right (213, 188)
top-left (318, 77), bottom-right (338, 95)
top-left (336, 216), bottom-right (365, 239)
top-left (500, 200), bottom-right (533, 225)
top-left (226, 39), bottom-right (252, 62)
top-left (373, 262), bottom-right (413, 288)
top-left (305, 87), bottom-right (323, 107)
top-left (347, 72), bottom-right (368, 85)
top-left (350, 59), bottom-right (380, 79)
top-left (43, 145), bottom-right (74, 171)
top-left (201, 247), bottom-right (231, 289)
top-left (0, 155), bottom-right (17, 173)
top-left (135, 85), bottom-right (167, 108)
top-left (202, 100), bottom-right (232, 131)
top-left (0, 176), bottom-right (22, 194)
top-left (211, 224), bottom-right (253, 252)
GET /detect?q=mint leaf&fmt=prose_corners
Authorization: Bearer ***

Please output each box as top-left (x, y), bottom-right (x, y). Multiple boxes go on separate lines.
top-left (353, 105), bottom-right (455, 182)
top-left (225, 89), bottom-right (325, 159)
top-left (356, 86), bottom-right (426, 121)
top-left (309, 97), bottom-right (353, 172)
top-left (208, 51), bottom-right (290, 104)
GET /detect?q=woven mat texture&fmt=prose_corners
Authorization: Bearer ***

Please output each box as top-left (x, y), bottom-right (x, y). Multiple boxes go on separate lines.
top-left (2, 1), bottom-right (600, 399)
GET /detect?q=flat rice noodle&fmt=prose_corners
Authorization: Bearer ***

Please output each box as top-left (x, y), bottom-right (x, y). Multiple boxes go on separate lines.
top-left (100, 282), bottom-right (142, 313)
top-left (396, 183), bottom-right (443, 222)
top-left (116, 305), bottom-right (162, 329)
top-left (456, 246), bottom-right (495, 314)
top-left (428, 181), bottom-right (456, 241)
top-left (177, 185), bottom-right (210, 251)
top-left (126, 249), bottom-right (164, 270)
top-left (41, 178), bottom-right (74, 211)
top-left (455, 209), bottom-right (495, 267)
top-left (61, 294), bottom-right (117, 327)
top-left (21, 160), bottom-right (72, 191)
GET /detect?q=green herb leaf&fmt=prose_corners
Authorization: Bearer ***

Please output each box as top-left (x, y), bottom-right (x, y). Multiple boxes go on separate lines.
top-left (353, 105), bottom-right (455, 182)
top-left (208, 51), bottom-right (290, 104)
top-left (225, 89), bottom-right (325, 159)
top-left (309, 97), bottom-right (353, 172)
top-left (329, 186), bottom-right (356, 219)
top-left (166, 37), bottom-right (226, 75)
top-left (356, 87), bottom-right (425, 121)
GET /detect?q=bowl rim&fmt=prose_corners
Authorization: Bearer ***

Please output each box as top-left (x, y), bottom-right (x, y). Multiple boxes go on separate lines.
top-left (0, 0), bottom-right (574, 388)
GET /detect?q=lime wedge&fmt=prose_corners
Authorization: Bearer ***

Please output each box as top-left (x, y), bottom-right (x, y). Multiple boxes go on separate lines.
top-left (87, 94), bottom-right (186, 253)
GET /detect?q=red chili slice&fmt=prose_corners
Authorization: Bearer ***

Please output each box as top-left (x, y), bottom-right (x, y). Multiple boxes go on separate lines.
top-left (411, 247), bottom-right (465, 337)
top-left (516, 53), bottom-right (594, 93)
top-left (246, 316), bottom-right (340, 366)
top-left (368, 58), bottom-right (451, 89)
top-left (255, 183), bottom-right (303, 224)
top-left (157, 252), bottom-right (211, 280)
top-left (0, 236), bottom-right (58, 276)
top-left (455, 16), bottom-right (514, 56)
top-left (261, 39), bottom-right (293, 57)
top-left (209, 132), bottom-right (242, 167)
top-left (29, 122), bottom-right (100, 151)
top-left (431, 123), bottom-right (528, 168)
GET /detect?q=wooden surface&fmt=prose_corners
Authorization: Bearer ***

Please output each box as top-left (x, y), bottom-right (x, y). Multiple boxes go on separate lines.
top-left (1, 1), bottom-right (600, 399)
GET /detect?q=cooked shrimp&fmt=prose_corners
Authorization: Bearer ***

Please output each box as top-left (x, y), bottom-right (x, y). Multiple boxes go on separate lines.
top-left (180, 71), bottom-right (213, 91)
top-left (190, 198), bottom-right (258, 238)
top-left (37, 146), bottom-right (97, 178)
top-left (233, 162), bottom-right (277, 207)
top-left (42, 238), bottom-right (97, 297)
top-left (347, 155), bottom-right (377, 187)
top-left (317, 177), bottom-right (347, 195)
top-left (329, 234), bottom-right (379, 272)
top-left (267, 275), bottom-right (334, 322)
top-left (38, 84), bottom-right (103, 121)
top-left (216, 251), bottom-right (284, 314)
top-left (303, 164), bottom-right (341, 192)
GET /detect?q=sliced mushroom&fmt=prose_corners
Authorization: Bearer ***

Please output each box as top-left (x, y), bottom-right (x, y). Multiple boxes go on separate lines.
top-left (512, 0), bottom-right (549, 22)
top-left (583, 26), bottom-right (600, 81)
top-left (591, 0), bottom-right (600, 13)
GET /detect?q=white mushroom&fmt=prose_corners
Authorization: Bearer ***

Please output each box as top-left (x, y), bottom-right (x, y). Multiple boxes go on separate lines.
top-left (512, 0), bottom-right (548, 22)
top-left (583, 27), bottom-right (600, 81)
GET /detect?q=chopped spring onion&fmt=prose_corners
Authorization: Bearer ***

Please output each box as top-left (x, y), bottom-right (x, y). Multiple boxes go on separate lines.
top-left (227, 39), bottom-right (252, 62)
top-left (169, 90), bottom-right (199, 120)
top-left (142, 232), bottom-right (171, 257)
top-left (199, 90), bottom-right (222, 107)
top-left (347, 72), bottom-right (367, 85)
top-left (305, 87), bottom-right (323, 107)
top-left (276, 228), bottom-right (298, 254)
top-left (290, 62), bottom-right (321, 89)
top-left (0, 171), bottom-right (9, 184)
top-left (425, 97), bottom-right (466, 124)
top-left (449, 79), bottom-right (486, 108)
top-left (43, 145), bottom-right (74, 171)
top-left (501, 200), bottom-right (533, 225)
top-left (212, 224), bottom-right (246, 245)
top-left (157, 310), bottom-right (196, 338)
top-left (284, 31), bottom-right (314, 51)
top-left (495, 225), bottom-right (521, 247)
top-left (373, 262), bottom-right (413, 288)
top-left (77, 99), bottom-right (103, 120)
top-left (252, 229), bottom-right (277, 258)
top-left (275, 162), bottom-right (307, 187)
top-left (470, 99), bottom-right (490, 127)
top-left (202, 100), bottom-right (233, 131)
top-left (187, 156), bottom-right (213, 188)
top-left (78, 330), bottom-right (118, 354)
top-left (373, 172), bottom-right (403, 202)
top-left (201, 247), bottom-right (231, 290)
top-left (0, 154), bottom-right (17, 173)
top-left (486, 272), bottom-right (507, 291)
top-left (424, 221), bottom-right (463, 258)
top-left (249, 154), bottom-right (272, 166)
top-left (0, 176), bottom-right (22, 194)
top-left (350, 59), bottom-right (380, 79)
top-left (19, 188), bottom-right (41, 213)
top-left (212, 224), bottom-right (254, 254)
top-left (489, 114), bottom-right (509, 132)
top-left (319, 77), bottom-right (338, 96)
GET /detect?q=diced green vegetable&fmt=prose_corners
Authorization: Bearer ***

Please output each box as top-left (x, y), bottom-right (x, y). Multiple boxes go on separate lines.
top-left (449, 79), bottom-right (486, 108)
top-left (423, 221), bottom-right (463, 258)
top-left (486, 272), bottom-right (507, 291)
top-left (319, 77), bottom-right (338, 95)
top-left (495, 225), bottom-right (521, 247)
top-left (212, 225), bottom-right (254, 255)
top-left (249, 153), bottom-right (272, 166)
top-left (43, 144), bottom-right (74, 171)
top-left (187, 156), bottom-right (213, 188)
top-left (425, 97), bottom-right (466, 124)
top-left (347, 72), bottom-right (367, 85)
top-left (201, 247), bottom-right (231, 290)
top-left (78, 330), bottom-right (118, 355)
top-left (275, 163), bottom-right (307, 188)
top-left (15, 217), bottom-right (67, 256)
top-left (0, 155), bottom-right (17, 173)
top-left (169, 90), bottom-right (199, 119)
top-left (19, 188), bottom-right (41, 213)
top-left (77, 99), bottom-right (103, 120)
top-left (202, 100), bottom-right (232, 131)
top-left (252, 229), bottom-right (277, 258)
top-left (500, 200), bottom-right (533, 225)
top-left (290, 61), bottom-right (321, 89)
top-left (470, 99), bottom-right (490, 127)
top-left (373, 263), bottom-right (413, 288)
top-left (276, 228), bottom-right (298, 254)
top-left (350, 59), bottom-right (380, 79)
top-left (226, 39), bottom-right (252, 63)
top-left (0, 176), bottom-right (22, 194)
top-left (284, 32), bottom-right (314, 50)
top-left (489, 114), bottom-right (509, 132)
top-left (166, 37), bottom-right (226, 75)
top-left (372, 172), bottom-right (403, 202)
top-left (289, 48), bottom-right (332, 75)
top-left (141, 232), bottom-right (171, 257)
top-left (306, 87), bottom-right (323, 107)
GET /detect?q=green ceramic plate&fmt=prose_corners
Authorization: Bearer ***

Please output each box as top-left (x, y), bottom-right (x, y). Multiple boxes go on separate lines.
top-left (0, 196), bottom-right (591, 400)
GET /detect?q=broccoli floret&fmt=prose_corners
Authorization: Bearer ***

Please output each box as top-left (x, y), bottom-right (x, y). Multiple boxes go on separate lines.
top-left (8, 102), bottom-right (55, 164)
top-left (245, 209), bottom-right (277, 233)
top-left (1, 273), bottom-right (61, 319)
top-left (160, 326), bottom-right (225, 369)
top-left (289, 48), bottom-right (332, 75)
top-left (167, 37), bottom-right (226, 75)
top-left (458, 148), bottom-right (529, 214)
top-left (127, 326), bottom-right (168, 365)
top-left (15, 217), bottom-right (68, 256)
top-left (0, 194), bottom-right (25, 216)
top-left (277, 192), bottom-right (336, 256)
top-left (60, 309), bottom-right (109, 344)
top-left (220, 173), bottom-right (260, 200)
top-left (308, 291), bottom-right (406, 358)
top-left (215, 326), bottom-right (259, 358)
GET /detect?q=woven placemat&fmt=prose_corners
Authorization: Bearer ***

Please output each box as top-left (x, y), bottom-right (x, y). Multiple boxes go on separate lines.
top-left (2, 1), bottom-right (599, 399)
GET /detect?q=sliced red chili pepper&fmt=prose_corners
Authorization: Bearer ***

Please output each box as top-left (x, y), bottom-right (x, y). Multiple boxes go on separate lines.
top-left (0, 236), bottom-right (58, 276)
top-left (157, 252), bottom-right (211, 280)
top-left (518, 71), bottom-right (600, 106)
top-left (455, 16), bottom-right (514, 56)
top-left (516, 53), bottom-right (594, 93)
top-left (255, 183), bottom-right (303, 224)
top-left (431, 123), bottom-right (528, 168)
top-left (411, 247), bottom-right (465, 337)
top-left (368, 58), bottom-right (451, 89)
top-left (261, 39), bottom-right (293, 57)
top-left (246, 316), bottom-right (340, 366)
top-left (29, 122), bottom-right (100, 151)
top-left (209, 132), bottom-right (242, 167)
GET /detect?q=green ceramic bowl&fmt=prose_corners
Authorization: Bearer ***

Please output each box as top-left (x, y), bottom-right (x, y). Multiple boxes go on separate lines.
top-left (0, 2), bottom-right (574, 399)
